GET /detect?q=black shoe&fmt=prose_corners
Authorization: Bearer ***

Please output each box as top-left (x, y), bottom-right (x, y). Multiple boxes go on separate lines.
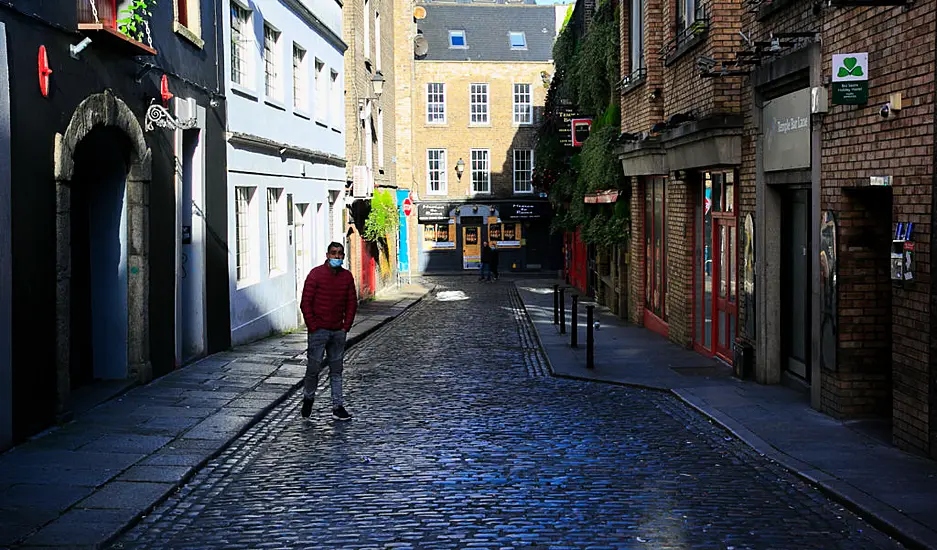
top-left (301, 398), bottom-right (313, 419)
top-left (332, 406), bottom-right (351, 421)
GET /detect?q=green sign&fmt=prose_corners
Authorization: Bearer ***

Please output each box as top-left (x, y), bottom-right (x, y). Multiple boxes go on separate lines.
top-left (832, 53), bottom-right (868, 105)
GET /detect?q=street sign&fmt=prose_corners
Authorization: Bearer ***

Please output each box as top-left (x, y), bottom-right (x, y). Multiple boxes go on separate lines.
top-left (832, 53), bottom-right (868, 105)
top-left (402, 197), bottom-right (413, 217)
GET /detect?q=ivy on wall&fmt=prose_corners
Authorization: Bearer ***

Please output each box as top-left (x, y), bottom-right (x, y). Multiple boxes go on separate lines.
top-left (363, 189), bottom-right (399, 243)
top-left (534, 0), bottom-right (628, 247)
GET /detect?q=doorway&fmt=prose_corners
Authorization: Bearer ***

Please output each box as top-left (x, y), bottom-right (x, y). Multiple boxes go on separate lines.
top-left (294, 202), bottom-right (312, 323)
top-left (462, 226), bottom-right (481, 270)
top-left (176, 129), bottom-right (206, 366)
top-left (70, 127), bottom-right (132, 387)
top-left (781, 187), bottom-right (811, 381)
top-left (713, 217), bottom-right (738, 359)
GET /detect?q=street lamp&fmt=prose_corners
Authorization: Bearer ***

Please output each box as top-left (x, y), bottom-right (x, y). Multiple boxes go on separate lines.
top-left (455, 158), bottom-right (465, 180)
top-left (371, 71), bottom-right (385, 99)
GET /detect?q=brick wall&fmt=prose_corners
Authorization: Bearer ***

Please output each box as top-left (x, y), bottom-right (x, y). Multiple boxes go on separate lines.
top-left (620, 0), bottom-right (665, 135)
top-left (393, 0), bottom-right (416, 192)
top-left (665, 176), bottom-right (693, 346)
top-left (629, 176), bottom-right (646, 325)
top-left (410, 62), bottom-right (550, 200)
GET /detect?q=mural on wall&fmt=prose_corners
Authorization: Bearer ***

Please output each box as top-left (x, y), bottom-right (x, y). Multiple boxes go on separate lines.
top-left (819, 210), bottom-right (838, 372)
top-left (741, 213), bottom-right (755, 340)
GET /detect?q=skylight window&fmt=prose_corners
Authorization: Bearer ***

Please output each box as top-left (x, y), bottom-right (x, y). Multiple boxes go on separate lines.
top-left (449, 30), bottom-right (467, 48)
top-left (509, 31), bottom-right (526, 49)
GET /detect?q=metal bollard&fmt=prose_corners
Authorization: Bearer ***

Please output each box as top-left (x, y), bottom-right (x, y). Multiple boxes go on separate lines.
top-left (586, 305), bottom-right (595, 369)
top-left (553, 284), bottom-right (559, 325)
top-left (570, 295), bottom-right (578, 348)
top-left (559, 287), bottom-right (566, 334)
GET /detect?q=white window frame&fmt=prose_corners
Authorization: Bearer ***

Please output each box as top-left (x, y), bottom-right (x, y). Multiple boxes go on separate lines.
top-left (377, 108), bottom-right (385, 169)
top-left (263, 23), bottom-right (282, 102)
top-left (330, 70), bottom-right (341, 130)
top-left (174, 0), bottom-right (202, 42)
top-left (426, 149), bottom-right (448, 195)
top-left (509, 31), bottom-right (526, 50)
top-left (363, 0), bottom-right (371, 60)
top-left (513, 149), bottom-right (534, 194)
top-left (448, 30), bottom-right (467, 49)
top-left (292, 43), bottom-right (307, 112)
top-left (470, 149), bottom-right (490, 195)
top-left (426, 83), bottom-right (446, 124)
top-left (230, 2), bottom-right (252, 88)
top-left (513, 83), bottom-right (532, 125)
top-left (677, 0), bottom-right (698, 33)
top-left (630, 0), bottom-right (645, 73)
top-left (266, 188), bottom-right (286, 275)
top-left (469, 83), bottom-right (489, 125)
top-left (314, 59), bottom-right (328, 123)
top-left (235, 186), bottom-right (259, 285)
top-left (374, 11), bottom-right (382, 71)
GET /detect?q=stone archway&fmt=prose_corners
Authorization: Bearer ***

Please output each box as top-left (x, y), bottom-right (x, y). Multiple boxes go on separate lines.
top-left (53, 90), bottom-right (152, 412)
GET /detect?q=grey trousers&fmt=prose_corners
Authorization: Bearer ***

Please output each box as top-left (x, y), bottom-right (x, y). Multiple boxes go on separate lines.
top-left (304, 329), bottom-right (347, 407)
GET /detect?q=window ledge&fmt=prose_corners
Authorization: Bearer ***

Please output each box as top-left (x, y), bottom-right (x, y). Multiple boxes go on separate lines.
top-left (264, 98), bottom-right (287, 111)
top-left (469, 122), bottom-right (491, 128)
top-left (174, 21), bottom-right (204, 49)
top-left (331, 126), bottom-right (342, 134)
top-left (77, 23), bottom-right (157, 56)
top-left (426, 190), bottom-right (448, 196)
top-left (315, 118), bottom-right (329, 127)
top-left (236, 277), bottom-right (260, 290)
top-left (663, 27), bottom-right (707, 66)
top-left (757, 0), bottom-right (797, 21)
top-left (513, 190), bottom-right (535, 195)
top-left (294, 108), bottom-right (312, 120)
top-left (269, 268), bottom-right (288, 279)
top-left (425, 122), bottom-right (449, 127)
top-left (231, 82), bottom-right (259, 101)
top-left (619, 69), bottom-right (647, 97)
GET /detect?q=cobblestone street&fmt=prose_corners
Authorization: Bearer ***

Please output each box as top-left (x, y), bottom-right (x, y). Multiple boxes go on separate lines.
top-left (112, 277), bottom-right (904, 550)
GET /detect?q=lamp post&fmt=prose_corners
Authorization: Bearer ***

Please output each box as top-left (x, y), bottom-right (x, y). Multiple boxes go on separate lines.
top-left (455, 158), bottom-right (465, 180)
top-left (371, 71), bottom-right (385, 98)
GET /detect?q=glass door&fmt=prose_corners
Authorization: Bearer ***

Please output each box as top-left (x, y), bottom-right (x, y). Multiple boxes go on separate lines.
top-left (695, 171), bottom-right (737, 362)
top-left (714, 218), bottom-right (737, 360)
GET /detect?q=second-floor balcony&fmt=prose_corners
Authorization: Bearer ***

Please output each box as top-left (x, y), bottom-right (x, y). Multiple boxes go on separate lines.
top-left (76, 0), bottom-right (158, 56)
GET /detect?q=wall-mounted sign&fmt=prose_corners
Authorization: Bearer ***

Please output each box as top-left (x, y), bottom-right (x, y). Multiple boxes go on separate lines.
top-left (501, 202), bottom-right (549, 221)
top-left (417, 202), bottom-right (450, 222)
top-left (762, 88), bottom-right (811, 172)
top-left (571, 118), bottom-right (592, 147)
top-left (870, 175), bottom-right (892, 186)
top-left (556, 104), bottom-right (577, 147)
top-left (832, 53), bottom-right (868, 105)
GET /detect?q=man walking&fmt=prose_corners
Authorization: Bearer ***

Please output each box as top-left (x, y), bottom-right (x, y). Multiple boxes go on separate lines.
top-left (480, 241), bottom-right (493, 281)
top-left (299, 242), bottom-right (358, 421)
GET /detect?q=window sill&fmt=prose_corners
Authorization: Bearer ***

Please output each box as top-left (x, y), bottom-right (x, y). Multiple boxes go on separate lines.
top-left (620, 70), bottom-right (647, 98)
top-left (77, 23), bottom-right (157, 56)
top-left (269, 268), bottom-right (288, 279)
top-left (513, 190), bottom-right (535, 195)
top-left (236, 277), bottom-right (259, 290)
top-left (294, 108), bottom-right (312, 120)
top-left (425, 122), bottom-right (448, 128)
top-left (331, 126), bottom-right (342, 134)
top-left (174, 21), bottom-right (204, 49)
top-left (264, 97), bottom-right (287, 111)
top-left (231, 82), bottom-right (259, 101)
top-left (512, 121), bottom-right (534, 127)
top-left (468, 123), bottom-right (491, 128)
top-left (315, 118), bottom-right (329, 128)
top-left (663, 28), bottom-right (707, 67)
top-left (425, 190), bottom-right (448, 196)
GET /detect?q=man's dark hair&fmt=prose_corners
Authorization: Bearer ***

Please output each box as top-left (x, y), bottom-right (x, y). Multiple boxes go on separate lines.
top-left (327, 241), bottom-right (345, 253)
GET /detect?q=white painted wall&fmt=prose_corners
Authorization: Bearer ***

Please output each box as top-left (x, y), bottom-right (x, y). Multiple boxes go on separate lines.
top-left (224, 0), bottom-right (346, 346)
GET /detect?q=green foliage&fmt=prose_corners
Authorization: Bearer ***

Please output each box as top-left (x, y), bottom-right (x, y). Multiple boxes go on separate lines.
top-left (117, 0), bottom-right (155, 42)
top-left (362, 190), bottom-right (399, 243)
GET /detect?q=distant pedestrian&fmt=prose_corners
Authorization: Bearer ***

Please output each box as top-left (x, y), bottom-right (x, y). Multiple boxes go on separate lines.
top-left (490, 243), bottom-right (500, 281)
top-left (480, 241), bottom-right (493, 281)
top-left (299, 242), bottom-right (358, 421)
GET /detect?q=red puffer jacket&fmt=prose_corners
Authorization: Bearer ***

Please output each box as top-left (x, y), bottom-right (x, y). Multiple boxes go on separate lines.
top-left (299, 262), bottom-right (358, 332)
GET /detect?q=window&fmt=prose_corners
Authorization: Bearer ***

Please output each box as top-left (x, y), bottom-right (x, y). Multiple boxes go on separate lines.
top-left (292, 44), bottom-right (306, 110)
top-left (235, 186), bottom-right (257, 282)
top-left (174, 0), bottom-right (201, 36)
top-left (513, 83), bottom-right (532, 124)
top-left (315, 59), bottom-right (327, 122)
top-left (488, 222), bottom-right (521, 245)
top-left (363, 0), bottom-right (371, 59)
top-left (448, 30), bottom-right (466, 48)
top-left (377, 108), bottom-right (385, 169)
top-left (267, 188), bottom-right (284, 273)
top-left (509, 31), bottom-right (526, 49)
top-left (676, 0), bottom-right (698, 33)
top-left (423, 223), bottom-right (454, 250)
top-left (263, 24), bottom-right (281, 100)
top-left (644, 177), bottom-right (667, 325)
top-left (330, 70), bottom-right (340, 129)
top-left (427, 149), bottom-right (447, 195)
top-left (513, 149), bottom-right (533, 193)
top-left (374, 12), bottom-right (381, 71)
top-left (470, 149), bottom-right (490, 194)
top-left (230, 3), bottom-right (251, 86)
top-left (630, 0), bottom-right (645, 73)
top-left (470, 83), bottom-right (488, 124)
top-left (426, 83), bottom-right (445, 123)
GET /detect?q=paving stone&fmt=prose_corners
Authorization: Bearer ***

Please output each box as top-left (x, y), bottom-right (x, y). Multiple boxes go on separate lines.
top-left (112, 278), bottom-right (904, 550)
top-left (117, 465), bottom-right (193, 483)
top-left (78, 481), bottom-right (175, 510)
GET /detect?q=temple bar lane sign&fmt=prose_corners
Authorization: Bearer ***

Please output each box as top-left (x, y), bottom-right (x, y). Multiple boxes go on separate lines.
top-left (832, 53), bottom-right (868, 105)
top-left (501, 202), bottom-right (550, 221)
top-left (417, 202), bottom-right (450, 222)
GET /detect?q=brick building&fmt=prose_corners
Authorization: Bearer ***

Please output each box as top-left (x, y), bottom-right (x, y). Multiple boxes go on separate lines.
top-left (344, 0), bottom-right (399, 297)
top-left (617, 0), bottom-right (936, 457)
top-left (397, 0), bottom-right (565, 273)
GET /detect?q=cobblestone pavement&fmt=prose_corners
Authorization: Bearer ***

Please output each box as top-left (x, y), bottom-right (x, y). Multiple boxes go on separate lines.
top-left (112, 277), bottom-right (904, 550)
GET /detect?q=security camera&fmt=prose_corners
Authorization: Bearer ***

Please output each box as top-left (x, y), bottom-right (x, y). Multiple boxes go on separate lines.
top-left (880, 104), bottom-right (890, 118)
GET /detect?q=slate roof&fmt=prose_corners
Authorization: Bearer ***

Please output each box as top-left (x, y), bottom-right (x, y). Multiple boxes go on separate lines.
top-left (415, 3), bottom-right (557, 62)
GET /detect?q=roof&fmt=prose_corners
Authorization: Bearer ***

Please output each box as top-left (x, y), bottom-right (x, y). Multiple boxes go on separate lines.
top-left (415, 3), bottom-right (556, 62)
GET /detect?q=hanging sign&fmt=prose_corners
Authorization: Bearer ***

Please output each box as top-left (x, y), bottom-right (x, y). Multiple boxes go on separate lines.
top-left (832, 53), bottom-right (868, 105)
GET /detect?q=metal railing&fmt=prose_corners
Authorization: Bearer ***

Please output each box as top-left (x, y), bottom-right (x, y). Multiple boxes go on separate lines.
top-left (660, 4), bottom-right (710, 63)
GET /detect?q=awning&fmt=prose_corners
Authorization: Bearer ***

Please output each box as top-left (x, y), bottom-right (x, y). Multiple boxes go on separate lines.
top-left (584, 190), bottom-right (620, 204)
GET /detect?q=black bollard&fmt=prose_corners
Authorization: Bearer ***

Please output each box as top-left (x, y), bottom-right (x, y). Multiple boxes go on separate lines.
top-left (559, 287), bottom-right (566, 335)
top-left (553, 284), bottom-right (559, 325)
top-left (586, 305), bottom-right (595, 369)
top-left (571, 295), bottom-right (578, 348)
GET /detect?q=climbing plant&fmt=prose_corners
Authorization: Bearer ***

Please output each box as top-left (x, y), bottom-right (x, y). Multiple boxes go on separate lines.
top-left (534, 0), bottom-right (627, 246)
top-left (362, 189), bottom-right (399, 243)
top-left (117, 0), bottom-right (156, 43)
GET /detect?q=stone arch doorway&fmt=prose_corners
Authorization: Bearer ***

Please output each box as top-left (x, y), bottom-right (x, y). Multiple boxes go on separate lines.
top-left (53, 90), bottom-right (152, 412)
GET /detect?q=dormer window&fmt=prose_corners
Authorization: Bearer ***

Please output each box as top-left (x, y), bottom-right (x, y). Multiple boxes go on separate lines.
top-left (448, 30), bottom-right (467, 48)
top-left (509, 31), bottom-right (526, 50)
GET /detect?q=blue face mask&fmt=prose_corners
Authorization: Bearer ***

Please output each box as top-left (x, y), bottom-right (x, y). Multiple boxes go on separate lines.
top-left (328, 258), bottom-right (343, 268)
